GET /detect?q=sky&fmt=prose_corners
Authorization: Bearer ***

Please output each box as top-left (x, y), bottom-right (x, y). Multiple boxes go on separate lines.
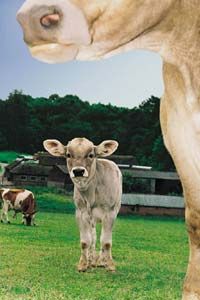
top-left (0, 1), bottom-right (164, 108)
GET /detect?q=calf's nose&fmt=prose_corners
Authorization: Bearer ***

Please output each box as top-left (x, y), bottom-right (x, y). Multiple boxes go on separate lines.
top-left (73, 168), bottom-right (85, 177)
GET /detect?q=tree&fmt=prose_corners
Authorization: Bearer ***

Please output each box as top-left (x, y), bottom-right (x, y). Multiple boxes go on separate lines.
top-left (0, 91), bottom-right (174, 171)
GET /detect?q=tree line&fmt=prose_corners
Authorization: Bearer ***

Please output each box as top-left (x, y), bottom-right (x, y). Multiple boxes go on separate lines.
top-left (0, 90), bottom-right (175, 171)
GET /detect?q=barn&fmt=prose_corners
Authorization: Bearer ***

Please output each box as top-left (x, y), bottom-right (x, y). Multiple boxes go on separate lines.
top-left (3, 152), bottom-right (184, 216)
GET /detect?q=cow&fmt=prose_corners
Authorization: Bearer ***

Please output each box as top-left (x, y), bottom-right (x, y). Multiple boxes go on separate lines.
top-left (17, 1), bottom-right (200, 298)
top-left (0, 188), bottom-right (37, 226)
top-left (43, 138), bottom-right (122, 272)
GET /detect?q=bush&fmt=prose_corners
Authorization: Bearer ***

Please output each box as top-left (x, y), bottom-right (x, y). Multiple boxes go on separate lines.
top-left (123, 172), bottom-right (151, 193)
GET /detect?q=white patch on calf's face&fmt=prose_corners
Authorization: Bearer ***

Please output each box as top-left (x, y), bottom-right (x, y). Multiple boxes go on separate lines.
top-left (70, 167), bottom-right (89, 178)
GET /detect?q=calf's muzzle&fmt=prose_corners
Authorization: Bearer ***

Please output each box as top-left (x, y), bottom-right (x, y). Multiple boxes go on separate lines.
top-left (72, 167), bottom-right (87, 178)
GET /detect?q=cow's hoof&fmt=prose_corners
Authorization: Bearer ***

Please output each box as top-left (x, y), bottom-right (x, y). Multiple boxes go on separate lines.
top-left (7, 221), bottom-right (11, 224)
top-left (1, 220), bottom-right (3, 223)
top-left (182, 292), bottom-right (200, 300)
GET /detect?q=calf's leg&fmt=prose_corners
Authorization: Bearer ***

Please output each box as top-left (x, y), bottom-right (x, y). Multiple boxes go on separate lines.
top-left (88, 221), bottom-right (97, 267)
top-left (98, 213), bottom-right (116, 271)
top-left (76, 209), bottom-right (92, 272)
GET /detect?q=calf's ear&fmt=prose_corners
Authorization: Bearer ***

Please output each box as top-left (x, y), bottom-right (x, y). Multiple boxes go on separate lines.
top-left (95, 140), bottom-right (118, 157)
top-left (43, 139), bottom-right (65, 157)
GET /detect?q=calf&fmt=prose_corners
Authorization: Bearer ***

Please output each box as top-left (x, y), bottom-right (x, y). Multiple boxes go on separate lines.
top-left (0, 188), bottom-right (37, 226)
top-left (44, 138), bottom-right (122, 272)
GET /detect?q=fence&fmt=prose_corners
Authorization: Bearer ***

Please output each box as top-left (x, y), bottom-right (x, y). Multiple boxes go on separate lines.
top-left (120, 166), bottom-right (184, 216)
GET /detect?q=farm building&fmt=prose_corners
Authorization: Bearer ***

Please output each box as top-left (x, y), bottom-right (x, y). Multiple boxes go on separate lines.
top-left (3, 152), bottom-right (184, 216)
top-left (3, 153), bottom-right (70, 188)
top-left (4, 158), bottom-right (50, 186)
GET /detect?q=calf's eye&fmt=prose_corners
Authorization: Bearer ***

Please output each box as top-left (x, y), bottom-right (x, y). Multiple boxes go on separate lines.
top-left (66, 153), bottom-right (71, 158)
top-left (88, 153), bottom-right (94, 159)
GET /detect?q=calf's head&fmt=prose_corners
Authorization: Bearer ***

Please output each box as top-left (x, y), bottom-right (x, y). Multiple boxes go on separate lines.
top-left (24, 214), bottom-right (32, 226)
top-left (17, 0), bottom-right (175, 63)
top-left (43, 137), bottom-right (118, 190)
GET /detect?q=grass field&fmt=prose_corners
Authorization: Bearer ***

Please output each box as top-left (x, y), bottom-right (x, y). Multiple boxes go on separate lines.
top-left (0, 151), bottom-right (29, 163)
top-left (0, 187), bottom-right (188, 300)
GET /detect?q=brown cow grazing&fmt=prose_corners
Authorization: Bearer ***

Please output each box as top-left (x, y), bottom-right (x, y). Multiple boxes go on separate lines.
top-left (44, 138), bottom-right (122, 272)
top-left (0, 188), bottom-right (37, 226)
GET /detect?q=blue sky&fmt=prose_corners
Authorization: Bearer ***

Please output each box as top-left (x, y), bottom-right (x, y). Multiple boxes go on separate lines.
top-left (0, 1), bottom-right (164, 108)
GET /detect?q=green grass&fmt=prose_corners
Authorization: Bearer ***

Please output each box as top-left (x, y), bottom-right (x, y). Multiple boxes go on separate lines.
top-left (0, 187), bottom-right (188, 300)
top-left (0, 151), bottom-right (29, 163)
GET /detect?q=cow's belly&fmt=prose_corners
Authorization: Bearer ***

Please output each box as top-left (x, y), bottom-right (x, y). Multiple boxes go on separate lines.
top-left (14, 191), bottom-right (32, 210)
top-left (13, 198), bottom-right (23, 210)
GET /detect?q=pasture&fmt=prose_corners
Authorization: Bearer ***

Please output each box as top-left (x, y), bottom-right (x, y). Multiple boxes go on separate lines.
top-left (0, 187), bottom-right (188, 300)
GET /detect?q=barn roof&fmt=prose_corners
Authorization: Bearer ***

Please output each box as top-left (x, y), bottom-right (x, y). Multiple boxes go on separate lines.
top-left (5, 159), bottom-right (22, 171)
top-left (35, 152), bottom-right (66, 166)
top-left (8, 162), bottom-right (51, 176)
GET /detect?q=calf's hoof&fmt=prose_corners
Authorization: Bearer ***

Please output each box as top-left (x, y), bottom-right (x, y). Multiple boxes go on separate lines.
top-left (1, 220), bottom-right (3, 223)
top-left (7, 221), bottom-right (11, 224)
top-left (106, 259), bottom-right (116, 272)
top-left (89, 253), bottom-right (98, 268)
top-left (77, 257), bottom-right (88, 272)
top-left (96, 256), bottom-right (106, 268)
top-left (77, 262), bottom-right (88, 272)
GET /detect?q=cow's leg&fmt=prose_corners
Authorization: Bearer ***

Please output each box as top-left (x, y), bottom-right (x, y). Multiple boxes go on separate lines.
top-left (182, 197), bottom-right (200, 300)
top-left (98, 213), bottom-right (116, 271)
top-left (1, 201), bottom-right (10, 224)
top-left (160, 63), bottom-right (200, 299)
top-left (76, 209), bottom-right (92, 272)
top-left (160, 93), bottom-right (200, 299)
